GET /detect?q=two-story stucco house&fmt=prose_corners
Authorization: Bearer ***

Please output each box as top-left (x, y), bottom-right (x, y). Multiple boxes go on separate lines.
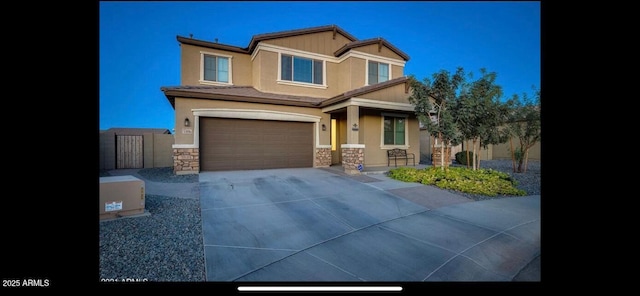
top-left (161, 25), bottom-right (419, 175)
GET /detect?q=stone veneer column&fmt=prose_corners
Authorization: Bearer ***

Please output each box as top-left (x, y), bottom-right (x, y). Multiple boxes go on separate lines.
top-left (341, 144), bottom-right (365, 175)
top-left (342, 105), bottom-right (363, 175)
top-left (173, 148), bottom-right (199, 175)
top-left (315, 146), bottom-right (332, 167)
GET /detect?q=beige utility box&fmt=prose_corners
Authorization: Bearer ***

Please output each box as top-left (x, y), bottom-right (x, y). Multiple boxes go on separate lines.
top-left (99, 175), bottom-right (145, 220)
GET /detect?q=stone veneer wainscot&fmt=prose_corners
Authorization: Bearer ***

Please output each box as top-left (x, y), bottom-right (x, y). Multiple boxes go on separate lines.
top-left (341, 147), bottom-right (364, 175)
top-left (173, 148), bottom-right (199, 174)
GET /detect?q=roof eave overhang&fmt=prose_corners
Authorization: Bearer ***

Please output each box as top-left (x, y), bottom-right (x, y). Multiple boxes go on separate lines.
top-left (176, 36), bottom-right (249, 54)
top-left (318, 77), bottom-right (410, 108)
top-left (334, 38), bottom-right (410, 61)
top-left (247, 25), bottom-right (358, 54)
top-left (162, 89), bottom-right (321, 108)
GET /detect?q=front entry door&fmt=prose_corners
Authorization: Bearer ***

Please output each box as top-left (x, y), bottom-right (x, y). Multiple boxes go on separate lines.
top-left (330, 118), bottom-right (341, 165)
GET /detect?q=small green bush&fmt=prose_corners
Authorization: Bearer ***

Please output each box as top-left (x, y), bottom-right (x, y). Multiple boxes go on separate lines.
top-left (387, 167), bottom-right (423, 182)
top-left (455, 151), bottom-right (475, 165)
top-left (388, 166), bottom-right (526, 197)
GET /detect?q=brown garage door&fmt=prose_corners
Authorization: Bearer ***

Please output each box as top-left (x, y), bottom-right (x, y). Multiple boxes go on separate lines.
top-left (200, 118), bottom-right (313, 171)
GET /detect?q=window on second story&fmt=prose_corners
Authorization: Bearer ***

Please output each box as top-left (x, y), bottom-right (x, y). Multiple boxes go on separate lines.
top-left (281, 54), bottom-right (323, 85)
top-left (203, 54), bottom-right (230, 84)
top-left (368, 61), bottom-right (389, 85)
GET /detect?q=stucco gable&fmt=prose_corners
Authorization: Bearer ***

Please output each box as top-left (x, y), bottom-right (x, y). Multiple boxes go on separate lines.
top-left (247, 25), bottom-right (357, 53)
top-left (334, 38), bottom-right (410, 61)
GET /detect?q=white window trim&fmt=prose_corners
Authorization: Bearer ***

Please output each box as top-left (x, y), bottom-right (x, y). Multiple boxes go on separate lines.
top-left (277, 53), bottom-right (328, 89)
top-left (366, 60), bottom-right (392, 86)
top-left (380, 112), bottom-right (409, 149)
top-left (199, 51), bottom-right (233, 85)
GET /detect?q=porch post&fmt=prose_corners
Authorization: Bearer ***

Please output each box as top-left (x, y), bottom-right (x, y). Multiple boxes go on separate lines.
top-left (341, 105), bottom-right (364, 175)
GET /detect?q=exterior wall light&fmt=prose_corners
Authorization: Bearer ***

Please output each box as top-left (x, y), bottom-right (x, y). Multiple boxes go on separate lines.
top-left (322, 124), bottom-right (326, 131)
top-left (184, 118), bottom-right (190, 127)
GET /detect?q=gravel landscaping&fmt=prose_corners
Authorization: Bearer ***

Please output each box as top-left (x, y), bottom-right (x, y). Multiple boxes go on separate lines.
top-left (99, 169), bottom-right (203, 282)
top-left (99, 159), bottom-right (540, 282)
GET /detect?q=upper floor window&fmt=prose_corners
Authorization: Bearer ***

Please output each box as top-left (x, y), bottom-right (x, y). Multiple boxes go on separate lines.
top-left (368, 61), bottom-right (389, 85)
top-left (200, 52), bottom-right (233, 85)
top-left (281, 54), bottom-right (323, 85)
top-left (204, 54), bottom-right (229, 83)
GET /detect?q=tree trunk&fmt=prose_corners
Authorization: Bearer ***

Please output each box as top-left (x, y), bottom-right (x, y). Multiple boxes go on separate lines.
top-left (523, 145), bottom-right (530, 173)
top-left (431, 137), bottom-right (436, 166)
top-left (510, 137), bottom-right (516, 173)
top-left (445, 142), bottom-right (451, 169)
top-left (439, 132), bottom-right (444, 171)
top-left (476, 138), bottom-right (481, 169)
top-left (472, 138), bottom-right (477, 170)
top-left (517, 157), bottom-right (524, 173)
top-left (466, 141), bottom-right (470, 168)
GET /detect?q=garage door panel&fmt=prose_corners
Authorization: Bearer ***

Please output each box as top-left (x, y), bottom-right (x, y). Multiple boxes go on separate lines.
top-left (200, 118), bottom-right (313, 171)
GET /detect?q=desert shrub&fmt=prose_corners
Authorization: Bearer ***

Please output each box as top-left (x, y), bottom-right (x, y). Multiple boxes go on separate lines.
top-left (386, 167), bottom-right (424, 183)
top-left (388, 166), bottom-right (526, 197)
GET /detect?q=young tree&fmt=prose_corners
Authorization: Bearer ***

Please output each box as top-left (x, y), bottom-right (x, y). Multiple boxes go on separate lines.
top-left (408, 68), bottom-right (465, 170)
top-left (506, 87), bottom-right (541, 173)
top-left (453, 68), bottom-right (510, 170)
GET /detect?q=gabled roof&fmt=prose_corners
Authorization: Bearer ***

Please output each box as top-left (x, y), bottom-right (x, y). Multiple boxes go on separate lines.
top-left (175, 24), bottom-right (407, 60)
top-left (161, 76), bottom-right (410, 109)
top-left (176, 36), bottom-right (248, 53)
top-left (318, 76), bottom-right (410, 107)
top-left (334, 37), bottom-right (410, 61)
top-left (247, 25), bottom-right (357, 53)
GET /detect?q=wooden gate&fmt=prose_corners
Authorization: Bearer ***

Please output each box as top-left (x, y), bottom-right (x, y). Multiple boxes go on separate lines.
top-left (116, 135), bottom-right (143, 169)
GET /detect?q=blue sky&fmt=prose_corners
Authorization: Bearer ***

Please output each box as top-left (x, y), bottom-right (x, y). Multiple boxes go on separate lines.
top-left (99, 1), bottom-right (540, 132)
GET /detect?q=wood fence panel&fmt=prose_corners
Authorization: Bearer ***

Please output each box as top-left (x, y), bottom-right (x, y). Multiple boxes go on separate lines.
top-left (116, 135), bottom-right (143, 169)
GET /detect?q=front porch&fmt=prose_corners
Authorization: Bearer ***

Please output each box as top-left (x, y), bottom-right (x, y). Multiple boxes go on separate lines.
top-left (324, 102), bottom-right (421, 175)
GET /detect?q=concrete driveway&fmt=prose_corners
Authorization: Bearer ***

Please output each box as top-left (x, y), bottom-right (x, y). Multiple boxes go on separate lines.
top-left (199, 168), bottom-right (540, 282)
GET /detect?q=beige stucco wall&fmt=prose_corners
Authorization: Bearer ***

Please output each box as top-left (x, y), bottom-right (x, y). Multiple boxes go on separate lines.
top-left (179, 37), bottom-right (406, 98)
top-left (359, 83), bottom-right (410, 103)
top-left (252, 50), bottom-right (261, 90)
top-left (358, 110), bottom-right (420, 167)
top-left (492, 139), bottom-right (541, 161)
top-left (459, 141), bottom-right (492, 161)
top-left (99, 132), bottom-right (116, 170)
top-left (391, 64), bottom-right (404, 79)
top-left (254, 50), bottom-right (343, 98)
top-left (173, 98), bottom-right (330, 146)
top-left (263, 32), bottom-right (353, 56)
top-left (142, 133), bottom-right (174, 168)
top-left (180, 43), bottom-right (253, 86)
top-left (336, 57), bottom-right (367, 92)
